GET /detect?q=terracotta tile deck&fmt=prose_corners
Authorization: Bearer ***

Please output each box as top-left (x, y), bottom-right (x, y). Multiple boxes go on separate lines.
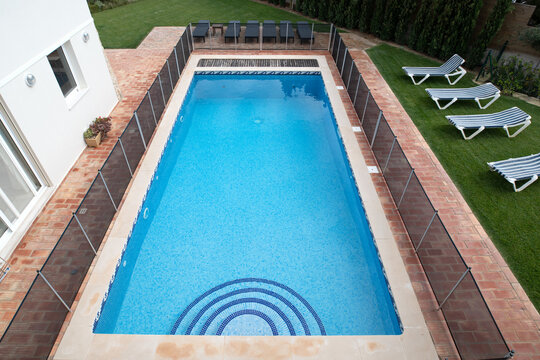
top-left (2, 26), bottom-right (539, 360)
top-left (0, 27), bottom-right (185, 337)
top-left (345, 47), bottom-right (540, 359)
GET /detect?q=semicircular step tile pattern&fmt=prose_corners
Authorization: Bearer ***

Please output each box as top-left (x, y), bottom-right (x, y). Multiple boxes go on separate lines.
top-left (170, 278), bottom-right (325, 336)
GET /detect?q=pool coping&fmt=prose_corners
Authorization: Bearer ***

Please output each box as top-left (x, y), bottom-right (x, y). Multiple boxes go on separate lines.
top-left (54, 54), bottom-right (438, 359)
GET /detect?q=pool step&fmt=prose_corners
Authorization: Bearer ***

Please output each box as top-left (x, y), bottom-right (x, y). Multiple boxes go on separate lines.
top-left (170, 278), bottom-right (325, 336)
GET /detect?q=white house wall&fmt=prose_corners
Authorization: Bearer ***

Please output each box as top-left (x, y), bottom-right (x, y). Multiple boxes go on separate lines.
top-left (0, 0), bottom-right (118, 185)
top-left (0, 0), bottom-right (95, 82)
top-left (0, 23), bottom-right (118, 185)
top-left (0, 0), bottom-right (118, 257)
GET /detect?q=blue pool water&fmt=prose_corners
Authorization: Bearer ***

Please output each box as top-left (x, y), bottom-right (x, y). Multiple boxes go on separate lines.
top-left (94, 74), bottom-right (401, 336)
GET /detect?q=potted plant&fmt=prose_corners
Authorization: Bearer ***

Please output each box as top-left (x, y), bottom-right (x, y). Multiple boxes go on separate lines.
top-left (83, 116), bottom-right (112, 147)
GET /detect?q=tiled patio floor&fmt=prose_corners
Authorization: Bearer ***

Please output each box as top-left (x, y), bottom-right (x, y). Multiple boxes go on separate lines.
top-left (1, 27), bottom-right (539, 359)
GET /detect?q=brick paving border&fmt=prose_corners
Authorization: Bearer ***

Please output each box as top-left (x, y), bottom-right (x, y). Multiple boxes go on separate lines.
top-left (348, 48), bottom-right (540, 359)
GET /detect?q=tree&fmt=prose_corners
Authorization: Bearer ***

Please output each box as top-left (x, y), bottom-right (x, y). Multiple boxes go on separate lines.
top-left (468, 0), bottom-right (513, 67)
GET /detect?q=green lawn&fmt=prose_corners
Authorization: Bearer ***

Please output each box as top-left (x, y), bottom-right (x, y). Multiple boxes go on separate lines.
top-left (92, 0), bottom-right (314, 48)
top-left (367, 44), bottom-right (540, 310)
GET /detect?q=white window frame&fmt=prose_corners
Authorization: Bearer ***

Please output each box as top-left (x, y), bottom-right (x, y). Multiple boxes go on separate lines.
top-left (48, 41), bottom-right (86, 108)
top-left (0, 110), bottom-right (45, 236)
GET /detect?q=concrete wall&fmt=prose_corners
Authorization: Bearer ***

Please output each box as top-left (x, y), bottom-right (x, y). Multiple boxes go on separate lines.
top-left (475, 0), bottom-right (539, 57)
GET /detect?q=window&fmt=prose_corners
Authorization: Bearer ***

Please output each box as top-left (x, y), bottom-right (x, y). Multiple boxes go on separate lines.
top-left (47, 47), bottom-right (77, 97)
top-left (0, 111), bottom-right (43, 239)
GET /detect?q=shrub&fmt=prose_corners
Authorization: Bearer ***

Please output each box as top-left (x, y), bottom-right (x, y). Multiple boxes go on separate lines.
top-left (345, 0), bottom-right (360, 29)
top-left (318, 0), bottom-right (329, 21)
top-left (87, 0), bottom-right (136, 13)
top-left (520, 27), bottom-right (540, 51)
top-left (408, 0), bottom-right (431, 49)
top-left (492, 56), bottom-right (540, 97)
top-left (279, 0), bottom-right (286, 7)
top-left (468, 0), bottom-right (513, 67)
top-left (415, 0), bottom-right (445, 53)
top-left (370, 0), bottom-right (387, 37)
top-left (394, 0), bottom-right (417, 44)
top-left (380, 0), bottom-right (400, 41)
top-left (358, 0), bottom-right (374, 33)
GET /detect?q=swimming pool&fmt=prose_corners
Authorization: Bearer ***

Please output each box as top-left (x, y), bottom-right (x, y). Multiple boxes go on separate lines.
top-left (94, 73), bottom-right (401, 336)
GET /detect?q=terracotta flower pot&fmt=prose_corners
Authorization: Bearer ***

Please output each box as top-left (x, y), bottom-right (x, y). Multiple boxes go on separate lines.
top-left (84, 131), bottom-right (102, 147)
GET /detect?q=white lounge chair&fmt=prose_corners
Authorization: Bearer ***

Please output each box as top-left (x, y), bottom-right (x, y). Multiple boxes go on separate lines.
top-left (425, 83), bottom-right (500, 110)
top-left (402, 54), bottom-right (466, 85)
top-left (488, 153), bottom-right (540, 192)
top-left (446, 107), bottom-right (531, 140)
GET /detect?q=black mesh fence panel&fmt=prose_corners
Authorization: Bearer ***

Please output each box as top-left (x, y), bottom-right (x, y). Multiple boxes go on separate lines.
top-left (120, 116), bottom-right (146, 172)
top-left (347, 66), bottom-right (361, 102)
top-left (0, 275), bottom-right (69, 359)
top-left (397, 172), bottom-right (437, 248)
top-left (381, 140), bottom-right (412, 205)
top-left (442, 272), bottom-right (511, 359)
top-left (331, 31), bottom-right (341, 61)
top-left (159, 62), bottom-right (173, 103)
top-left (335, 38), bottom-right (346, 74)
top-left (168, 51), bottom-right (180, 86)
top-left (76, 177), bottom-right (117, 251)
top-left (341, 51), bottom-right (352, 86)
top-left (100, 142), bottom-right (132, 207)
top-left (370, 115), bottom-right (395, 167)
top-left (354, 77), bottom-right (370, 118)
top-left (361, 93), bottom-right (380, 143)
top-left (148, 78), bottom-right (165, 121)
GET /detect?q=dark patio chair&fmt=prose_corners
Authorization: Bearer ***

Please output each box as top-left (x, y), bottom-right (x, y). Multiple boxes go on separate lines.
top-left (224, 21), bottom-right (241, 43)
top-left (192, 20), bottom-right (210, 42)
top-left (263, 20), bottom-right (277, 43)
top-left (245, 21), bottom-right (260, 43)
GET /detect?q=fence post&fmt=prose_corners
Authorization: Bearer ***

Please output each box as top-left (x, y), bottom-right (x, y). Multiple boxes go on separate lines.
top-left (397, 168), bottom-right (414, 208)
top-left (414, 210), bottom-right (438, 253)
top-left (209, 23), bottom-right (212, 50)
top-left (180, 36), bottom-right (187, 65)
top-left (166, 60), bottom-right (174, 92)
top-left (134, 112), bottom-right (147, 150)
top-left (310, 22), bottom-right (314, 51)
top-left (190, 23), bottom-right (195, 52)
top-left (98, 170), bottom-right (118, 211)
top-left (285, 23), bottom-right (288, 50)
top-left (437, 267), bottom-right (471, 310)
top-left (158, 73), bottom-right (166, 105)
top-left (234, 22), bottom-right (237, 50)
top-left (260, 23), bottom-right (263, 51)
top-left (353, 74), bottom-right (361, 106)
top-left (73, 213), bottom-right (97, 255)
top-left (173, 48), bottom-right (181, 78)
top-left (383, 136), bottom-right (397, 174)
top-left (370, 110), bottom-right (382, 148)
top-left (147, 91), bottom-right (157, 125)
top-left (347, 61), bottom-right (354, 89)
top-left (340, 48), bottom-right (348, 76)
top-left (118, 138), bottom-right (133, 177)
top-left (328, 24), bottom-right (333, 51)
top-left (37, 270), bottom-right (71, 312)
top-left (361, 91), bottom-right (370, 124)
